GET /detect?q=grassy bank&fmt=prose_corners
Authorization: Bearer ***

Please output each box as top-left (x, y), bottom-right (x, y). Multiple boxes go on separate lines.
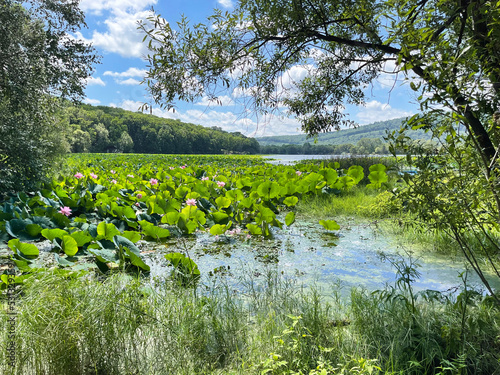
top-left (1, 268), bottom-right (499, 374)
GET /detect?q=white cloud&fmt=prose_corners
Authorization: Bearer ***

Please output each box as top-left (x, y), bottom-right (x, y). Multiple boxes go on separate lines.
top-left (356, 100), bottom-right (414, 124)
top-left (116, 100), bottom-right (287, 136)
top-left (103, 67), bottom-right (147, 78)
top-left (76, 9), bottom-right (155, 58)
top-left (86, 76), bottom-right (106, 86)
top-left (116, 78), bottom-right (142, 86)
top-left (83, 98), bottom-right (101, 105)
top-left (79, 0), bottom-right (157, 15)
top-left (217, 0), bottom-right (234, 8)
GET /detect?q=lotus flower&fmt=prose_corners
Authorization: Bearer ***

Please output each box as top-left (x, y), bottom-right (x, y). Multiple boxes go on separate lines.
top-left (74, 172), bottom-right (84, 179)
top-left (186, 198), bottom-right (197, 206)
top-left (59, 206), bottom-right (72, 217)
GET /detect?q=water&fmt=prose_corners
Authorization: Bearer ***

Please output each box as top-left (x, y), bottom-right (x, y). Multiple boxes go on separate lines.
top-left (264, 154), bottom-right (338, 165)
top-left (144, 219), bottom-right (500, 298)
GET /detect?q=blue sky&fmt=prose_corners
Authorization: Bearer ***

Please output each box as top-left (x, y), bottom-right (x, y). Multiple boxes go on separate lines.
top-left (79, 0), bottom-right (419, 137)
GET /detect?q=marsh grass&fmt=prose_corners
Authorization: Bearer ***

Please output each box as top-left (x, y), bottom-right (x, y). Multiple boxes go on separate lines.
top-left (0, 267), bottom-right (499, 374)
top-left (296, 188), bottom-right (398, 220)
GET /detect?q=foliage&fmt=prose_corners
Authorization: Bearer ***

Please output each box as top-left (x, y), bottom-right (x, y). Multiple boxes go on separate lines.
top-left (63, 103), bottom-right (260, 154)
top-left (0, 0), bottom-right (97, 193)
top-left (139, 0), bottom-right (500, 298)
top-left (1, 265), bottom-right (499, 374)
top-left (392, 142), bottom-right (500, 304)
top-left (0, 154), bottom-right (386, 277)
top-left (140, 0), bottom-right (499, 140)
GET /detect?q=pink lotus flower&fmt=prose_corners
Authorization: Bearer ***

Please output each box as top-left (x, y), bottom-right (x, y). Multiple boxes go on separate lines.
top-left (74, 172), bottom-right (84, 179)
top-left (246, 234), bottom-right (251, 240)
top-left (135, 202), bottom-right (140, 207)
top-left (127, 174), bottom-right (134, 178)
top-left (186, 198), bottom-right (197, 206)
top-left (59, 206), bottom-right (72, 217)
top-left (89, 173), bottom-right (98, 179)
top-left (180, 165), bottom-right (186, 169)
top-left (201, 176), bottom-right (209, 181)
top-left (296, 171), bottom-right (302, 176)
top-left (217, 181), bottom-right (226, 188)
top-left (110, 170), bottom-right (116, 174)
top-left (150, 178), bottom-right (158, 185)
top-left (169, 167), bottom-right (174, 170)
top-left (136, 193), bottom-right (143, 199)
top-left (111, 179), bottom-right (117, 184)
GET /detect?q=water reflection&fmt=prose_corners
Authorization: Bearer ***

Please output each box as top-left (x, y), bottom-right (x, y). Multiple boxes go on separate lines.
top-left (145, 220), bottom-right (500, 298)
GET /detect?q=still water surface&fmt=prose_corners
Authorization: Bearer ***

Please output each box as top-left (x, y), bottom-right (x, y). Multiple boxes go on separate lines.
top-left (146, 219), bottom-right (499, 298)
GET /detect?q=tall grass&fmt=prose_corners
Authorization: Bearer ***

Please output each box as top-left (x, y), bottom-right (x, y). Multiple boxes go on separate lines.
top-left (1, 267), bottom-right (499, 374)
top-left (296, 188), bottom-right (399, 220)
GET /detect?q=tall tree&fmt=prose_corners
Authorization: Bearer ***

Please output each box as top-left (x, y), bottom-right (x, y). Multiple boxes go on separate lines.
top-left (0, 0), bottom-right (98, 193)
top-left (141, 0), bottom-right (500, 299)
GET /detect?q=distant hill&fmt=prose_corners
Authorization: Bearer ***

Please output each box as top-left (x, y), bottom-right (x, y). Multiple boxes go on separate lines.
top-left (64, 104), bottom-right (260, 154)
top-left (256, 117), bottom-right (431, 146)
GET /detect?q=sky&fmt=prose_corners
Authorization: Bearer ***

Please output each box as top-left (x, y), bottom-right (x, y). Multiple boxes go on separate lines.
top-left (79, 0), bottom-right (419, 137)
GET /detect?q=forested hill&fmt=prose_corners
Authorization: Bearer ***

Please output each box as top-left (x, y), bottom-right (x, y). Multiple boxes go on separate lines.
top-left (256, 117), bottom-right (431, 146)
top-left (65, 104), bottom-right (260, 154)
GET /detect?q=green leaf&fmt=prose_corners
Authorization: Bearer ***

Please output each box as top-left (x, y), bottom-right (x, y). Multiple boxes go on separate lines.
top-left (162, 211), bottom-right (180, 225)
top-left (62, 235), bottom-right (79, 256)
top-left (283, 196), bottom-right (299, 207)
top-left (138, 220), bottom-right (170, 240)
top-left (257, 181), bottom-right (281, 199)
top-left (215, 196), bottom-right (232, 209)
top-left (319, 219), bottom-right (340, 231)
top-left (70, 231), bottom-right (92, 247)
top-left (246, 223), bottom-right (262, 235)
top-left (347, 166), bottom-right (364, 183)
top-left (97, 222), bottom-right (121, 240)
top-left (8, 239), bottom-right (39, 259)
top-left (285, 211), bottom-right (296, 227)
top-left (122, 231), bottom-right (141, 243)
top-left (210, 224), bottom-right (227, 236)
top-left (54, 253), bottom-right (76, 267)
top-left (41, 228), bottom-right (68, 241)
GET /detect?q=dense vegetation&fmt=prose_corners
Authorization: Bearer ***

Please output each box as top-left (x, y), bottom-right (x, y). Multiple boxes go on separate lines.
top-left (64, 104), bottom-right (260, 155)
top-left (0, 0), bottom-right (96, 193)
top-left (0, 154), bottom-right (499, 374)
top-left (259, 137), bottom-right (438, 155)
top-left (2, 0), bottom-right (500, 373)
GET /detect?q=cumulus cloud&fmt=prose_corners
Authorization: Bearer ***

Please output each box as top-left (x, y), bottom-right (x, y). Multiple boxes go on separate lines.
top-left (79, 9), bottom-right (154, 58)
top-left (356, 100), bottom-right (414, 124)
top-left (86, 76), bottom-right (106, 86)
top-left (83, 98), bottom-right (101, 105)
top-left (79, 0), bottom-right (157, 15)
top-left (217, 0), bottom-right (234, 8)
top-left (115, 99), bottom-right (303, 136)
top-left (103, 67), bottom-right (148, 78)
top-left (116, 78), bottom-right (142, 86)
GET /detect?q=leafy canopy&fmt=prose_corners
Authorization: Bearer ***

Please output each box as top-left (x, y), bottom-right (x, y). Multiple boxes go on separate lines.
top-left (0, 0), bottom-right (98, 193)
top-left (141, 0), bottom-right (500, 150)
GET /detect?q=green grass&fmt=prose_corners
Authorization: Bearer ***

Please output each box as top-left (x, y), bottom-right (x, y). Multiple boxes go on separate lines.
top-left (1, 268), bottom-right (499, 374)
top-left (296, 188), bottom-right (399, 220)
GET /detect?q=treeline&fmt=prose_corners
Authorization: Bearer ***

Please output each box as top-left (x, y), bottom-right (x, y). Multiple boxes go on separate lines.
top-left (256, 118), bottom-right (432, 146)
top-left (64, 104), bottom-right (260, 154)
top-left (260, 137), bottom-right (438, 155)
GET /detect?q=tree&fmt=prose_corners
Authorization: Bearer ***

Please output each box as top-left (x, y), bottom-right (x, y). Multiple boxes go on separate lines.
top-left (141, 0), bottom-right (500, 300)
top-left (0, 0), bottom-right (97, 193)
